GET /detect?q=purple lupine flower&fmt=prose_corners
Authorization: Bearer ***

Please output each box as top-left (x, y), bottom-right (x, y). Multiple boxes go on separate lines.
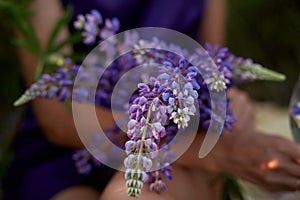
top-left (125, 81), bottom-right (171, 197)
top-left (124, 154), bottom-right (150, 197)
top-left (145, 142), bottom-right (176, 193)
top-left (148, 163), bottom-right (170, 193)
top-left (124, 58), bottom-right (202, 196)
top-left (118, 31), bottom-right (140, 53)
top-left (157, 60), bottom-right (198, 129)
top-left (48, 85), bottom-right (58, 99)
top-left (13, 64), bottom-right (78, 106)
top-left (74, 14), bottom-right (85, 30)
top-left (73, 87), bottom-right (89, 103)
top-left (73, 128), bottom-right (125, 176)
top-left (87, 10), bottom-right (102, 25)
top-left (75, 10), bottom-right (103, 45)
top-left (161, 165), bottom-right (172, 181)
top-left (58, 87), bottom-right (70, 101)
top-left (150, 179), bottom-right (168, 193)
top-left (74, 10), bottom-right (121, 50)
top-left (82, 22), bottom-right (98, 45)
top-left (72, 149), bottom-right (93, 175)
top-left (100, 18), bottom-right (120, 40)
top-left (125, 140), bottom-right (136, 155)
top-left (292, 103), bottom-right (300, 116)
top-left (15, 9), bottom-right (287, 198)
top-left (76, 10), bottom-right (119, 45)
top-left (206, 44), bottom-right (233, 88)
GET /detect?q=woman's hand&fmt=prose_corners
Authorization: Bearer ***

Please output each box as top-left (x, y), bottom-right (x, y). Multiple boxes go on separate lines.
top-left (211, 132), bottom-right (300, 192)
top-left (206, 88), bottom-right (300, 192)
top-left (177, 88), bottom-right (300, 192)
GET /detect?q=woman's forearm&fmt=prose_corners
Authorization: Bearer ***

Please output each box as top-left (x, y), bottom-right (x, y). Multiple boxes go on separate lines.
top-left (18, 0), bottom-right (85, 148)
top-left (174, 131), bottom-right (225, 172)
top-left (200, 0), bottom-right (227, 46)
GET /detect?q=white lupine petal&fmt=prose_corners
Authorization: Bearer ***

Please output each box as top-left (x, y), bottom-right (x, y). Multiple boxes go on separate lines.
top-left (137, 181), bottom-right (143, 189)
top-left (142, 171), bottom-right (148, 182)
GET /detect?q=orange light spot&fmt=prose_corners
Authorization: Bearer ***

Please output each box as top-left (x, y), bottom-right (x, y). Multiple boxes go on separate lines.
top-left (267, 159), bottom-right (279, 170)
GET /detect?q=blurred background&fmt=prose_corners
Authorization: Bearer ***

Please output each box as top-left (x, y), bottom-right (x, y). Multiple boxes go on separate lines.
top-left (0, 0), bottom-right (299, 198)
top-left (227, 0), bottom-right (300, 105)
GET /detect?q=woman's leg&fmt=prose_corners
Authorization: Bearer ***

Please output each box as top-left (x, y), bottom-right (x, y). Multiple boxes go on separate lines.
top-left (100, 165), bottom-right (221, 200)
top-left (51, 186), bottom-right (100, 200)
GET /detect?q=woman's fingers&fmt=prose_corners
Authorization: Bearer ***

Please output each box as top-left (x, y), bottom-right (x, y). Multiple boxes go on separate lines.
top-left (255, 137), bottom-right (300, 191)
top-left (269, 137), bottom-right (300, 176)
top-left (284, 161), bottom-right (300, 179)
top-left (280, 140), bottom-right (300, 163)
top-left (261, 169), bottom-right (300, 191)
top-left (229, 133), bottom-right (300, 192)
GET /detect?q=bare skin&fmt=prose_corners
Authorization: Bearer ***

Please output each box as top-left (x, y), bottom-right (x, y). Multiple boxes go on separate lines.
top-left (100, 166), bottom-right (222, 200)
top-left (51, 186), bottom-right (99, 200)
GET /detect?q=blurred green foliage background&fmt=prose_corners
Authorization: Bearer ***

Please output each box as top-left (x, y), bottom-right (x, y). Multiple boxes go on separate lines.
top-left (227, 0), bottom-right (300, 105)
top-left (0, 0), bottom-right (299, 197)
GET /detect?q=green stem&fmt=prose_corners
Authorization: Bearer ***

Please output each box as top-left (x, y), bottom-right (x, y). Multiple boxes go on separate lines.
top-left (138, 103), bottom-right (153, 155)
top-left (34, 58), bottom-right (45, 81)
top-left (176, 79), bottom-right (183, 109)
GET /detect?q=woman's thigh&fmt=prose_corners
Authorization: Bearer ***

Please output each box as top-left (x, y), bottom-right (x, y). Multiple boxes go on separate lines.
top-left (51, 186), bottom-right (99, 200)
top-left (100, 165), bottom-right (219, 200)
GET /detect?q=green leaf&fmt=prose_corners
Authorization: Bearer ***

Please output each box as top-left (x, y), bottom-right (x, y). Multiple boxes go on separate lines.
top-left (0, 0), bottom-right (38, 51)
top-left (12, 38), bottom-right (38, 55)
top-left (64, 99), bottom-right (72, 112)
top-left (222, 175), bottom-right (244, 200)
top-left (13, 13), bottom-right (41, 57)
top-left (34, 58), bottom-right (46, 80)
top-left (45, 6), bottom-right (73, 53)
top-left (0, 0), bottom-right (13, 9)
top-left (51, 32), bottom-right (82, 52)
top-left (66, 52), bottom-right (86, 63)
top-left (43, 53), bottom-right (65, 74)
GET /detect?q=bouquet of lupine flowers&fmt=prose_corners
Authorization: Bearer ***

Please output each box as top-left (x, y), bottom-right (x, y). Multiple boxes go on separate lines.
top-left (13, 9), bottom-right (286, 198)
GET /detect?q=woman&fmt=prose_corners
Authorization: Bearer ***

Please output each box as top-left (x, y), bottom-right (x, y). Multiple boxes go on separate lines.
top-left (4, 0), bottom-right (300, 199)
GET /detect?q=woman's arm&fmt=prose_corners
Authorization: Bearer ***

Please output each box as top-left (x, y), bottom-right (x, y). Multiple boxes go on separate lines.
top-left (175, 89), bottom-right (300, 192)
top-left (200, 0), bottom-right (227, 46)
top-left (18, 0), bottom-right (115, 148)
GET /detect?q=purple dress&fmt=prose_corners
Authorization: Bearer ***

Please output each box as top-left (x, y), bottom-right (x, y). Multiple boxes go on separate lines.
top-left (3, 0), bottom-right (206, 199)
